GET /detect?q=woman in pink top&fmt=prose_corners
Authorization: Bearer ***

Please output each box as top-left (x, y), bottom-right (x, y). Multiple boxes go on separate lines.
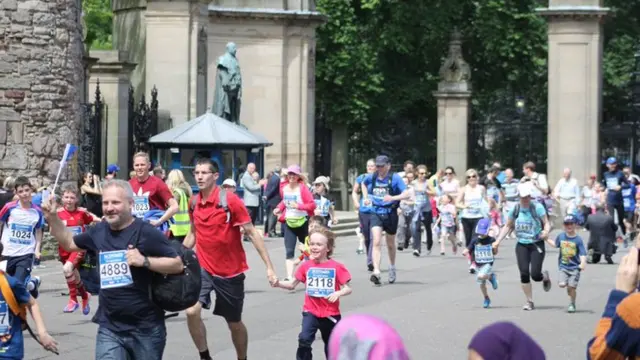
top-left (439, 166), bottom-right (460, 198)
top-left (274, 165), bottom-right (316, 280)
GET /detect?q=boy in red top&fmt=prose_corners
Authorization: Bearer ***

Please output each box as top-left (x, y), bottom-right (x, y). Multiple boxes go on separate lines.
top-left (56, 184), bottom-right (99, 314)
top-left (275, 227), bottom-right (352, 359)
top-left (129, 152), bottom-right (178, 225)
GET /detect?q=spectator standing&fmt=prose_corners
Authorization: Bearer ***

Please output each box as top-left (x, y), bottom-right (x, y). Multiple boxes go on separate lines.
top-left (585, 205), bottom-right (617, 264)
top-left (264, 166), bottom-right (282, 237)
top-left (553, 168), bottom-right (581, 217)
top-left (240, 163), bottom-right (264, 240)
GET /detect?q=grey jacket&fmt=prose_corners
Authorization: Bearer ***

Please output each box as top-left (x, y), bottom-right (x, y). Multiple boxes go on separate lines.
top-left (241, 171), bottom-right (261, 207)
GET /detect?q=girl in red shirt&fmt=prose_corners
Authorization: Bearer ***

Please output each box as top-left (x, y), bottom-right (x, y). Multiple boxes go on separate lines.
top-left (56, 184), bottom-right (99, 314)
top-left (275, 227), bottom-right (352, 359)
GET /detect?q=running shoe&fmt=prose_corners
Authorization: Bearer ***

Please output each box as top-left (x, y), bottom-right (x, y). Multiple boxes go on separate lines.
top-left (82, 293), bottom-right (91, 315)
top-left (29, 276), bottom-right (41, 299)
top-left (483, 297), bottom-right (491, 309)
top-left (567, 303), bottom-right (576, 313)
top-left (412, 250), bottom-right (420, 257)
top-left (367, 264), bottom-right (374, 272)
top-left (489, 273), bottom-right (499, 290)
top-left (370, 273), bottom-right (381, 286)
top-left (426, 250), bottom-right (431, 256)
top-left (468, 263), bottom-right (477, 274)
top-left (523, 301), bottom-right (535, 311)
top-left (356, 248), bottom-right (364, 255)
top-left (542, 270), bottom-right (552, 292)
top-left (63, 300), bottom-right (79, 313)
top-left (440, 252), bottom-right (445, 256)
top-left (388, 266), bottom-right (397, 284)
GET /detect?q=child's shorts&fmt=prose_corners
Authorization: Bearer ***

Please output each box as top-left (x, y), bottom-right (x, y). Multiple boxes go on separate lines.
top-left (441, 225), bottom-right (457, 235)
top-left (476, 263), bottom-right (493, 284)
top-left (558, 268), bottom-right (580, 288)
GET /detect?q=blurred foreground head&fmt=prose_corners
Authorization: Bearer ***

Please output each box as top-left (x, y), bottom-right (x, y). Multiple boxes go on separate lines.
top-left (328, 314), bottom-right (409, 360)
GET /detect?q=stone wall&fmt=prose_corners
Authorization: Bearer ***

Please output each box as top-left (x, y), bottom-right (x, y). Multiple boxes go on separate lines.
top-left (0, 0), bottom-right (85, 180)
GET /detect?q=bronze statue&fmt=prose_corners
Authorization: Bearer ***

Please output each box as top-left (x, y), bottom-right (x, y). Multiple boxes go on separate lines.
top-left (212, 42), bottom-right (242, 123)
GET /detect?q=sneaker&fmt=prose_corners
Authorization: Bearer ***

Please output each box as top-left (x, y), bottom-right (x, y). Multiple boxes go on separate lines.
top-left (426, 250), bottom-right (431, 256)
top-left (542, 270), bottom-right (551, 292)
top-left (370, 273), bottom-right (381, 286)
top-left (489, 273), bottom-right (499, 290)
top-left (81, 293), bottom-right (91, 315)
top-left (367, 263), bottom-right (374, 272)
top-left (29, 276), bottom-right (41, 299)
top-left (356, 248), bottom-right (364, 255)
top-left (468, 263), bottom-right (477, 274)
top-left (523, 301), bottom-right (535, 311)
top-left (412, 250), bottom-right (420, 257)
top-left (63, 300), bottom-right (79, 313)
top-left (483, 297), bottom-right (491, 308)
top-left (440, 252), bottom-right (445, 255)
top-left (388, 266), bottom-right (397, 284)
top-left (567, 303), bottom-right (576, 313)
top-left (397, 246), bottom-right (404, 251)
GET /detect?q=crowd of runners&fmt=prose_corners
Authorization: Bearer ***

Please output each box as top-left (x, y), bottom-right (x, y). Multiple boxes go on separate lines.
top-left (0, 151), bottom-right (638, 359)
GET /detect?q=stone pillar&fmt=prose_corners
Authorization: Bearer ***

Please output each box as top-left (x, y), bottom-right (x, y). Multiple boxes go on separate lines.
top-left (537, 0), bottom-right (608, 184)
top-left (433, 30), bottom-right (472, 174)
top-left (88, 50), bottom-right (136, 171)
top-left (206, 2), bottom-right (325, 172)
top-left (0, 0), bottom-right (84, 180)
top-left (145, 0), bottom-right (209, 127)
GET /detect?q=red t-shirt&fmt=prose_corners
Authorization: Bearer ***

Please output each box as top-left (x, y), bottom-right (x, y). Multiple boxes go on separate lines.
top-left (129, 176), bottom-right (174, 216)
top-left (295, 258), bottom-right (351, 318)
top-left (57, 207), bottom-right (94, 258)
top-left (190, 187), bottom-right (252, 277)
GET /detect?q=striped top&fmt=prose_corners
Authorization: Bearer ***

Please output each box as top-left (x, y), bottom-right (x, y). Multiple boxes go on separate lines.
top-left (587, 290), bottom-right (640, 359)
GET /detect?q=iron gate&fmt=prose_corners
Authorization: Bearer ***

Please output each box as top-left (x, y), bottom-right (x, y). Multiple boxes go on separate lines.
top-left (78, 81), bottom-right (104, 177)
top-left (127, 86), bottom-right (159, 171)
top-left (469, 94), bottom-right (547, 174)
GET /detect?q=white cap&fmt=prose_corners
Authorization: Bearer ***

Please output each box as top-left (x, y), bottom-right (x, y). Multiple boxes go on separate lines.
top-left (222, 178), bottom-right (237, 187)
top-left (517, 183), bottom-right (532, 197)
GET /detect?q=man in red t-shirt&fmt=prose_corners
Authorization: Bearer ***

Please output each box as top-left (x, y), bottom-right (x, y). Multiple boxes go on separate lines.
top-left (128, 152), bottom-right (178, 227)
top-left (184, 158), bottom-right (278, 360)
top-left (56, 184), bottom-right (100, 314)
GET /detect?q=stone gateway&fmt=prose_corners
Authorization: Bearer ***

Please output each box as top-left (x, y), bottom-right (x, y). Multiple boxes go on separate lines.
top-left (0, 0), bottom-right (85, 179)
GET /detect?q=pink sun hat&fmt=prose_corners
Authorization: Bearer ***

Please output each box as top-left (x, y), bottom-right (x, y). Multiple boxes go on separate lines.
top-left (328, 314), bottom-right (410, 360)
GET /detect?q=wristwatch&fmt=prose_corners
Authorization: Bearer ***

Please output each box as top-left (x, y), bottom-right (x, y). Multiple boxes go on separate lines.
top-left (143, 257), bottom-right (150, 269)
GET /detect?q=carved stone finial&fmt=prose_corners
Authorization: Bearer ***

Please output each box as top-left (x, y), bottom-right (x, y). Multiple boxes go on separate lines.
top-left (438, 29), bottom-right (471, 84)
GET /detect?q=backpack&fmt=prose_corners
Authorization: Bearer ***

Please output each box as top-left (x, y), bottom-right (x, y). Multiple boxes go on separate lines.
top-left (132, 221), bottom-right (202, 313)
top-left (0, 272), bottom-right (58, 355)
top-left (190, 188), bottom-right (230, 223)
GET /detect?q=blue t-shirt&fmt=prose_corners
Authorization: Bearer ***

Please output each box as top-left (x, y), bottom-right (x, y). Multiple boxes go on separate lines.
top-left (555, 232), bottom-right (587, 271)
top-left (467, 236), bottom-right (496, 265)
top-left (622, 183), bottom-right (637, 212)
top-left (363, 173), bottom-right (407, 214)
top-left (508, 202), bottom-right (546, 244)
top-left (313, 194), bottom-right (333, 217)
top-left (74, 219), bottom-right (178, 332)
top-left (502, 179), bottom-right (520, 202)
top-left (603, 170), bottom-right (627, 205)
top-left (355, 174), bottom-right (373, 214)
top-left (0, 274), bottom-right (31, 359)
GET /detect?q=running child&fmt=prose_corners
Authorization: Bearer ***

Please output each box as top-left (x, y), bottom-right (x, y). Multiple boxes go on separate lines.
top-left (275, 227), bottom-right (352, 359)
top-left (545, 215), bottom-right (587, 313)
top-left (488, 198), bottom-right (502, 237)
top-left (312, 176), bottom-right (337, 227)
top-left (55, 184), bottom-right (99, 314)
top-left (0, 242), bottom-right (58, 358)
top-left (462, 218), bottom-right (499, 308)
top-left (293, 215), bottom-right (328, 267)
top-left (0, 176), bottom-right (44, 299)
top-left (437, 194), bottom-right (458, 255)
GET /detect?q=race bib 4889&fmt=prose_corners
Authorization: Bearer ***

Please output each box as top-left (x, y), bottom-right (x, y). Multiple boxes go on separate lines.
top-left (99, 250), bottom-right (133, 289)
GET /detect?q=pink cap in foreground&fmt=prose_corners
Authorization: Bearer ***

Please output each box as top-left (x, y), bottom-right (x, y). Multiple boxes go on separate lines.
top-left (328, 314), bottom-right (410, 360)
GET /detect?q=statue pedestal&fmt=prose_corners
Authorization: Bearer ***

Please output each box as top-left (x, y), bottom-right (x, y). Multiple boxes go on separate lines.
top-left (434, 82), bottom-right (471, 174)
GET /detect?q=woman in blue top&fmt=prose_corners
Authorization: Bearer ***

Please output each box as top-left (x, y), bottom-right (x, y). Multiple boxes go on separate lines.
top-left (493, 183), bottom-right (552, 311)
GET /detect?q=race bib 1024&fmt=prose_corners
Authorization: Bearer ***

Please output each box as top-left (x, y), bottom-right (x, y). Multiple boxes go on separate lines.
top-left (8, 223), bottom-right (33, 245)
top-left (306, 268), bottom-right (336, 298)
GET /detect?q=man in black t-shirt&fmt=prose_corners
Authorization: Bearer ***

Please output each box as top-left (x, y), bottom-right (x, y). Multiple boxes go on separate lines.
top-left (42, 179), bottom-right (183, 359)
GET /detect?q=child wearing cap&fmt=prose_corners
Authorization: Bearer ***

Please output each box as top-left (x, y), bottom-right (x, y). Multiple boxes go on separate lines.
top-left (312, 176), bottom-right (337, 227)
top-left (545, 215), bottom-right (587, 313)
top-left (462, 218), bottom-right (499, 308)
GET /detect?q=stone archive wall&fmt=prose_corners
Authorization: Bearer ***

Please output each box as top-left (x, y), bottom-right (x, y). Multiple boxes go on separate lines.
top-left (0, 0), bottom-right (84, 180)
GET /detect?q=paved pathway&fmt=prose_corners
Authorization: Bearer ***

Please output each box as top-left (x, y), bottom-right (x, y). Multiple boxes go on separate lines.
top-left (26, 230), bottom-right (620, 359)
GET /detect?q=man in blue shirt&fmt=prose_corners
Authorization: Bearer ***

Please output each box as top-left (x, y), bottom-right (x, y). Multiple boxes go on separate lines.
top-left (361, 155), bottom-right (410, 285)
top-left (351, 158), bottom-right (376, 271)
top-left (602, 157), bottom-right (628, 235)
top-left (621, 180), bottom-right (637, 246)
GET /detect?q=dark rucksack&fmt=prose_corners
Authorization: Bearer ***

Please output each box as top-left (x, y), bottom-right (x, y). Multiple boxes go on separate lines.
top-left (190, 188), bottom-right (230, 223)
top-left (132, 221), bottom-right (202, 313)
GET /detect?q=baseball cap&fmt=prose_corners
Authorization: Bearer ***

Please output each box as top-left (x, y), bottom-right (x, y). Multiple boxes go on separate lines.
top-left (286, 164), bottom-right (302, 175)
top-left (222, 178), bottom-right (236, 187)
top-left (475, 218), bottom-right (491, 236)
top-left (563, 215), bottom-right (577, 224)
top-left (313, 176), bottom-right (330, 190)
top-left (517, 183), bottom-right (533, 197)
top-left (606, 157), bottom-right (617, 165)
top-left (106, 164), bottom-right (120, 173)
top-left (375, 155), bottom-right (389, 166)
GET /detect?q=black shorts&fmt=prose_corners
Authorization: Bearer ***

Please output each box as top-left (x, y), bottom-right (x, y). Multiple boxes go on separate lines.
top-left (6, 254), bottom-right (34, 284)
top-left (370, 212), bottom-right (399, 235)
top-left (199, 270), bottom-right (245, 323)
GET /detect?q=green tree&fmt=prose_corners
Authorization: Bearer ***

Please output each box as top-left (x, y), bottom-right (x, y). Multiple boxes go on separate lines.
top-left (82, 0), bottom-right (112, 50)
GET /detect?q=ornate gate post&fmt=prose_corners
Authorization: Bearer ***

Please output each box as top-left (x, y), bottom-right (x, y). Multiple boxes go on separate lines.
top-left (433, 29), bottom-right (472, 173)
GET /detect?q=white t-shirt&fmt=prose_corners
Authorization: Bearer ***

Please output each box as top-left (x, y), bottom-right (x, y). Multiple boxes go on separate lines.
top-left (0, 202), bottom-right (44, 257)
